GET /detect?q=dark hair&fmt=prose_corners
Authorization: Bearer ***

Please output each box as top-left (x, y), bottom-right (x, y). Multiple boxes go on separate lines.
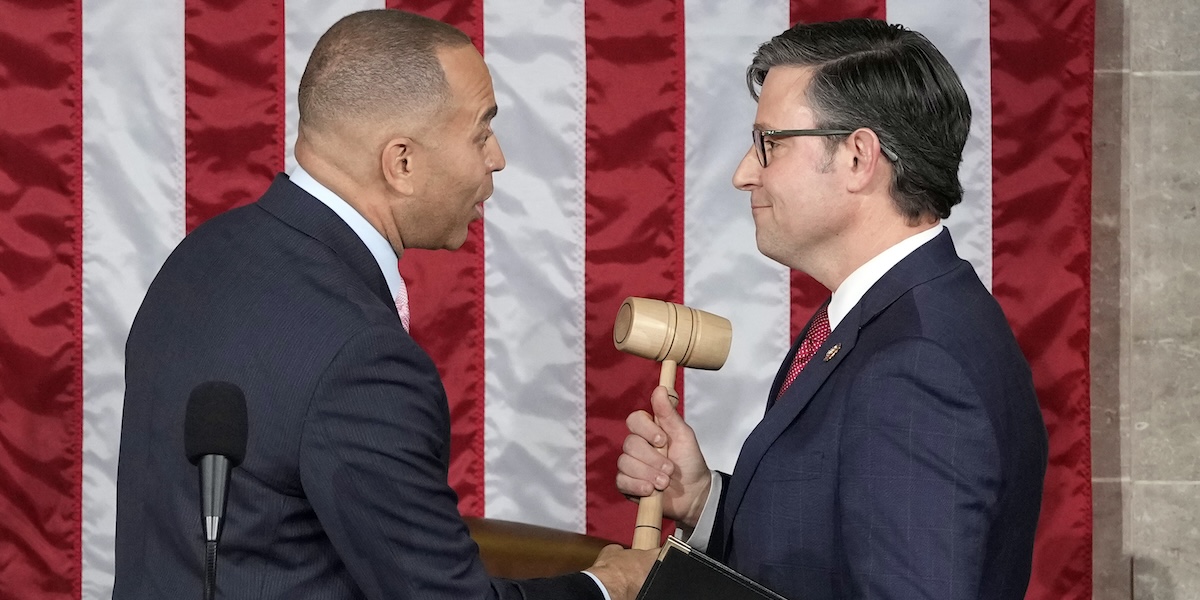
top-left (298, 9), bottom-right (472, 133)
top-left (747, 19), bottom-right (971, 221)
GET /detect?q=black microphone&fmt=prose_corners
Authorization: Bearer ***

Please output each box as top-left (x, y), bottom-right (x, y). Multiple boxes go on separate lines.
top-left (184, 381), bottom-right (248, 600)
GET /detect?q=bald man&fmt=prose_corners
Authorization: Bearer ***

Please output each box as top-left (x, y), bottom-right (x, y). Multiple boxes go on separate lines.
top-left (114, 9), bottom-right (653, 600)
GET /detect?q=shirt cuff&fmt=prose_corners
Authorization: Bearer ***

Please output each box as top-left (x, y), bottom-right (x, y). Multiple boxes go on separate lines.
top-left (582, 570), bottom-right (612, 600)
top-left (678, 470), bottom-right (722, 552)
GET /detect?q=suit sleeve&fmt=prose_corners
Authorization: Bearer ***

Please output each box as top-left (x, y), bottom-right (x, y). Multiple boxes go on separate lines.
top-left (838, 337), bottom-right (1000, 599)
top-left (298, 326), bottom-right (602, 600)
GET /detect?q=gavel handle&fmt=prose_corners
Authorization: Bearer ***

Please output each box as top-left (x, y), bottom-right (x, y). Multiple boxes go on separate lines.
top-left (632, 359), bottom-right (679, 550)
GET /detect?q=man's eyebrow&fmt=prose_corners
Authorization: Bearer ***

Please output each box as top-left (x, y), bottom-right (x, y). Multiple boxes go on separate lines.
top-left (479, 105), bottom-right (498, 125)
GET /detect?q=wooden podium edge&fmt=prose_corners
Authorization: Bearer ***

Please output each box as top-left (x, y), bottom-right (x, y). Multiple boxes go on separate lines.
top-left (464, 516), bottom-right (616, 579)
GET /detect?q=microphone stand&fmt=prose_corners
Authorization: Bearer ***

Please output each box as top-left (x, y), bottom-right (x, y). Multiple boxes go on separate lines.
top-left (184, 380), bottom-right (247, 600)
top-left (204, 539), bottom-right (219, 600)
top-left (200, 454), bottom-right (231, 600)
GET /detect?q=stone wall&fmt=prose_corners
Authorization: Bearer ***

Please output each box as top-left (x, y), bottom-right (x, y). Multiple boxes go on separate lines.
top-left (1092, 0), bottom-right (1200, 597)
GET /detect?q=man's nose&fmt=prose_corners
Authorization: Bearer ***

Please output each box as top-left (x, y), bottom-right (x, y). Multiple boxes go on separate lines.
top-left (731, 148), bottom-right (760, 190)
top-left (488, 135), bottom-right (506, 172)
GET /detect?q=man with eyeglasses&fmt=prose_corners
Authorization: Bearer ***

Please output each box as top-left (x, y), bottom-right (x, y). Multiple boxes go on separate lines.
top-left (617, 19), bottom-right (1047, 600)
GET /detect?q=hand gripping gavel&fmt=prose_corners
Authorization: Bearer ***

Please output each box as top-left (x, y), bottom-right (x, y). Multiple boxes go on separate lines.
top-left (612, 297), bottom-right (732, 549)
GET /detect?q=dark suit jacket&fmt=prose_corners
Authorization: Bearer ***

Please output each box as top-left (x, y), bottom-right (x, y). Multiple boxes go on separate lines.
top-left (114, 175), bottom-right (602, 600)
top-left (708, 230), bottom-right (1047, 600)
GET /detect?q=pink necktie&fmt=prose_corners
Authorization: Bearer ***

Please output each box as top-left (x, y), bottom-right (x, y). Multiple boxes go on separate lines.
top-left (775, 305), bottom-right (830, 400)
top-left (394, 275), bottom-right (410, 333)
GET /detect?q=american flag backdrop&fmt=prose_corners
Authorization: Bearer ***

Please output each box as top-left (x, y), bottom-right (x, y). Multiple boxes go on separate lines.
top-left (0, 0), bottom-right (1093, 598)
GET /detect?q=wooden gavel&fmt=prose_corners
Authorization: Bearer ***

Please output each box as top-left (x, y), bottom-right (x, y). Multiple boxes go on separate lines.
top-left (612, 297), bottom-right (732, 549)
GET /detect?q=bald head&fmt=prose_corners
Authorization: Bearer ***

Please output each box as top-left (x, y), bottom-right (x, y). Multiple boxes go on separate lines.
top-left (297, 9), bottom-right (472, 137)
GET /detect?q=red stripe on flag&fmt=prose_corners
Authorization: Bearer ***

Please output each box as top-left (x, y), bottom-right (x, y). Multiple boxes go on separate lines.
top-left (183, 0), bottom-right (286, 232)
top-left (990, 2), bottom-right (1095, 599)
top-left (0, 0), bottom-right (83, 597)
top-left (393, 0), bottom-right (484, 47)
top-left (584, 0), bottom-right (687, 543)
top-left (790, 0), bottom-right (885, 25)
top-left (786, 1), bottom-right (887, 338)
top-left (390, 0), bottom-right (488, 518)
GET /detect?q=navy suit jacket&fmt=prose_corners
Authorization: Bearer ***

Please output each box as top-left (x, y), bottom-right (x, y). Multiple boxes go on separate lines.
top-left (114, 175), bottom-right (602, 600)
top-left (709, 230), bottom-right (1047, 600)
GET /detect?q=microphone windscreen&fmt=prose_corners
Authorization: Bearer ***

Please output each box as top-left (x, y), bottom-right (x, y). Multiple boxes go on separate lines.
top-left (184, 381), bottom-right (248, 467)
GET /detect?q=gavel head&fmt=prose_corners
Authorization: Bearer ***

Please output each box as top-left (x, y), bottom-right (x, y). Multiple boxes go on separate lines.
top-left (613, 297), bottom-right (732, 370)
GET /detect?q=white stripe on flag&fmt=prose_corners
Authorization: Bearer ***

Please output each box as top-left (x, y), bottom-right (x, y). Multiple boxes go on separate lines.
top-left (888, 0), bottom-right (994, 288)
top-left (683, 0), bottom-right (792, 474)
top-left (81, 0), bottom-right (186, 597)
top-left (483, 0), bottom-right (588, 531)
top-left (285, 0), bottom-right (385, 174)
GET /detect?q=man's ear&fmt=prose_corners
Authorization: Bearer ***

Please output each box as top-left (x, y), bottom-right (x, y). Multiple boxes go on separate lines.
top-left (845, 128), bottom-right (886, 194)
top-left (382, 137), bottom-right (417, 196)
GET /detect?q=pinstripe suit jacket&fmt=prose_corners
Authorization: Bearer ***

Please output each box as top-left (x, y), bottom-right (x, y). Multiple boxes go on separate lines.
top-left (114, 175), bottom-right (601, 600)
top-left (709, 230), bottom-right (1047, 600)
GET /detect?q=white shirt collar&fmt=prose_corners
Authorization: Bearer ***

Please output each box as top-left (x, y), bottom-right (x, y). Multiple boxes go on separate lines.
top-left (827, 224), bottom-right (944, 331)
top-left (288, 165), bottom-right (402, 301)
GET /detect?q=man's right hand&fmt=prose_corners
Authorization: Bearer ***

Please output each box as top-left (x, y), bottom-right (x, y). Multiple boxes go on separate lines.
top-left (586, 544), bottom-right (659, 600)
top-left (615, 386), bottom-right (712, 529)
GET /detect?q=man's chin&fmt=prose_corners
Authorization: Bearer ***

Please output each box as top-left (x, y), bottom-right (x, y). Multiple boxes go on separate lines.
top-left (443, 226), bottom-right (475, 251)
top-left (755, 237), bottom-right (784, 265)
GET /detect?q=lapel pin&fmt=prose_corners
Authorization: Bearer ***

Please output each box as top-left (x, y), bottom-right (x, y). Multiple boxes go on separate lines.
top-left (823, 344), bottom-right (841, 362)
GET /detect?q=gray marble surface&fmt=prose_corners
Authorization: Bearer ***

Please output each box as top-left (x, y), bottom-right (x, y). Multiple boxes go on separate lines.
top-left (1093, 481), bottom-right (1132, 600)
top-left (1130, 0), bottom-right (1200, 70)
top-left (1092, 69), bottom-right (1128, 481)
top-left (1093, 0), bottom-right (1200, 597)
top-left (1131, 483), bottom-right (1200, 598)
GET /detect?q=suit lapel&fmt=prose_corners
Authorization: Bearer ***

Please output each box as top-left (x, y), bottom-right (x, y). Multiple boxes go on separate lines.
top-left (256, 174), bottom-right (394, 310)
top-left (719, 229), bottom-right (965, 552)
top-left (719, 305), bottom-right (859, 548)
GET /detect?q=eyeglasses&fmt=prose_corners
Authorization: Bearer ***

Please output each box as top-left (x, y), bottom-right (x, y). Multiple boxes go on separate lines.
top-left (752, 128), bottom-right (899, 168)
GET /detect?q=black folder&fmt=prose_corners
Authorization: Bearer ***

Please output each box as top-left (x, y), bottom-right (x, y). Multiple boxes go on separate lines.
top-left (635, 536), bottom-right (790, 600)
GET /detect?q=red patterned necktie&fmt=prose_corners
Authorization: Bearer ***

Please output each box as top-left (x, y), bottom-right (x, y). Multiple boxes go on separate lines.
top-left (775, 305), bottom-right (831, 400)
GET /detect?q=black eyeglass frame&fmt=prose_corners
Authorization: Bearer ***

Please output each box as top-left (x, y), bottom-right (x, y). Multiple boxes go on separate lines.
top-left (752, 128), bottom-right (899, 167)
